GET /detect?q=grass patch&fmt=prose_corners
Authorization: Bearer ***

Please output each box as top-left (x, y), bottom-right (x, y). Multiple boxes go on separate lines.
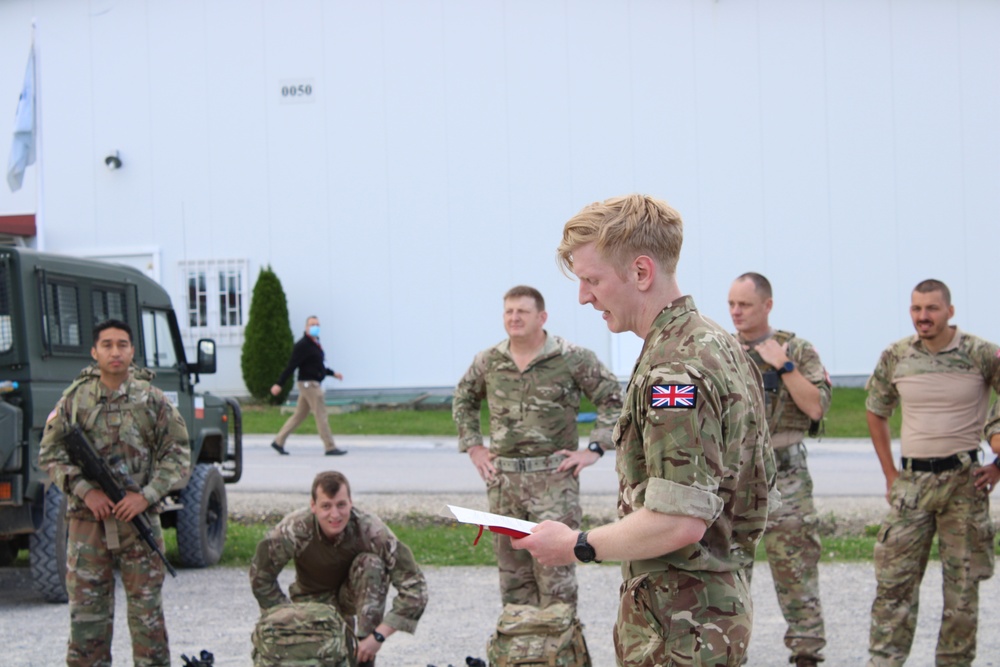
top-left (242, 390), bottom-right (894, 439)
top-left (159, 521), bottom-right (500, 569)
top-left (823, 388), bottom-right (901, 439)
top-left (12, 522), bottom-right (996, 571)
top-left (172, 521), bottom-right (1000, 569)
top-left (390, 523), bottom-right (498, 566)
top-left (240, 400), bottom-right (598, 438)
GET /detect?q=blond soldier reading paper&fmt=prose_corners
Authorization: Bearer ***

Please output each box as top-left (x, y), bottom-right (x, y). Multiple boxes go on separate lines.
top-left (728, 272), bottom-right (830, 667)
top-left (453, 285), bottom-right (622, 610)
top-left (38, 319), bottom-right (190, 667)
top-left (514, 195), bottom-right (776, 667)
top-left (249, 471), bottom-right (427, 667)
top-left (866, 279), bottom-right (1000, 667)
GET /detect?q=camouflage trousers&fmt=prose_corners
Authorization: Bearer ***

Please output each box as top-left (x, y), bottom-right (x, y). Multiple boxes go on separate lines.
top-left (292, 552), bottom-right (390, 637)
top-left (868, 458), bottom-right (996, 667)
top-left (487, 464), bottom-right (581, 607)
top-left (614, 565), bottom-right (752, 666)
top-left (65, 515), bottom-right (169, 667)
top-left (746, 442), bottom-right (825, 661)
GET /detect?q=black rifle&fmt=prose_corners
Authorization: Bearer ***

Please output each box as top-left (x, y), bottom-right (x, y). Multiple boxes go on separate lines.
top-left (64, 425), bottom-right (177, 577)
top-left (181, 650), bottom-right (215, 666)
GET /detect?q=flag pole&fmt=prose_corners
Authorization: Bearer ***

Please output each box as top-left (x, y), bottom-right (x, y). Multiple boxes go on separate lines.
top-left (32, 19), bottom-right (45, 251)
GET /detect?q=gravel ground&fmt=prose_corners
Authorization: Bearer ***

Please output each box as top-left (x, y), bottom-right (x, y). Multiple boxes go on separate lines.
top-left (2, 493), bottom-right (999, 666)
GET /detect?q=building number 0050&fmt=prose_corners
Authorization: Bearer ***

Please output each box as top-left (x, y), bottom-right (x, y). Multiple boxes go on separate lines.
top-left (281, 84), bottom-right (312, 98)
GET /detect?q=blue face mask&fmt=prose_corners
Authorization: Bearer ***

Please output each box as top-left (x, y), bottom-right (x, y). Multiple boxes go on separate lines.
top-left (308, 325), bottom-right (320, 338)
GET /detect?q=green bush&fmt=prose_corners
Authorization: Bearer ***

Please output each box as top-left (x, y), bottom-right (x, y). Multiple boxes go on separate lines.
top-left (241, 266), bottom-right (294, 403)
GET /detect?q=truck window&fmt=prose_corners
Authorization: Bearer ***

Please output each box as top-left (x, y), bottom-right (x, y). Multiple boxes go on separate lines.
top-left (0, 257), bottom-right (12, 353)
top-left (43, 280), bottom-right (82, 348)
top-left (92, 287), bottom-right (128, 324)
top-left (142, 309), bottom-right (178, 369)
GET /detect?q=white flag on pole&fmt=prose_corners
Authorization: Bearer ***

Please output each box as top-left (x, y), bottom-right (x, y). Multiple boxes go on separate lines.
top-left (7, 42), bottom-right (36, 192)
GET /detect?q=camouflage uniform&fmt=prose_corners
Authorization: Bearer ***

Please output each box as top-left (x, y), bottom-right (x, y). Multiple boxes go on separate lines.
top-left (249, 506), bottom-right (427, 647)
top-left (613, 297), bottom-right (776, 667)
top-left (453, 334), bottom-right (622, 607)
top-left (866, 330), bottom-right (1000, 667)
top-left (38, 364), bottom-right (191, 667)
top-left (741, 330), bottom-right (831, 663)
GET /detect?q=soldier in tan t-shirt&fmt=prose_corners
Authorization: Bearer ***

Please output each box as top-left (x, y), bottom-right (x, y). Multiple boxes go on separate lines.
top-left (865, 279), bottom-right (1000, 667)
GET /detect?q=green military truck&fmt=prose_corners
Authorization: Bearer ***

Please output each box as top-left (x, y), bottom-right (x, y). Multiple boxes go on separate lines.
top-left (0, 247), bottom-right (243, 602)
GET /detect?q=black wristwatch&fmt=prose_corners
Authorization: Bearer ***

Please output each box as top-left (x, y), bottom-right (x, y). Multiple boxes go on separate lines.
top-left (993, 456), bottom-right (1000, 471)
top-left (587, 442), bottom-right (605, 457)
top-left (371, 630), bottom-right (386, 643)
top-left (776, 361), bottom-right (795, 377)
top-left (574, 531), bottom-right (600, 563)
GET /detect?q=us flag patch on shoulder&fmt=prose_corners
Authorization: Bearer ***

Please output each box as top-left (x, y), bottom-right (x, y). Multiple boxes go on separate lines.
top-left (651, 384), bottom-right (697, 408)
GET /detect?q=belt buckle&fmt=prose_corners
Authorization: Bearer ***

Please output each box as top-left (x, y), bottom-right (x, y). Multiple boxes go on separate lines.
top-left (517, 459), bottom-right (527, 472)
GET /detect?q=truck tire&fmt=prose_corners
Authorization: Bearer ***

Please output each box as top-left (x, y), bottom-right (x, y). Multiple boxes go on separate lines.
top-left (29, 485), bottom-right (68, 603)
top-left (176, 463), bottom-right (227, 567)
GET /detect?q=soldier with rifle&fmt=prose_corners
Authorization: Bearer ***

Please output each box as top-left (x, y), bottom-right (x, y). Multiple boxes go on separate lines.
top-left (39, 319), bottom-right (191, 667)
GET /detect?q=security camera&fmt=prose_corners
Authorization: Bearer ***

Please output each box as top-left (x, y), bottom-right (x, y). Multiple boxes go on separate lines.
top-left (104, 151), bottom-right (122, 170)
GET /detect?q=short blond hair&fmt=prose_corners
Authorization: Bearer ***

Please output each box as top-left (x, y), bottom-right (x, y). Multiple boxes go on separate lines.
top-left (557, 194), bottom-right (683, 276)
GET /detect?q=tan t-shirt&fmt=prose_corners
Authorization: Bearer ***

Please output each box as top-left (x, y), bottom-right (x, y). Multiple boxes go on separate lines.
top-left (866, 328), bottom-right (1000, 458)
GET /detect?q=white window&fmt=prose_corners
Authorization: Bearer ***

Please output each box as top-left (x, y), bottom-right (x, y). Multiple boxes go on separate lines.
top-left (178, 259), bottom-right (248, 345)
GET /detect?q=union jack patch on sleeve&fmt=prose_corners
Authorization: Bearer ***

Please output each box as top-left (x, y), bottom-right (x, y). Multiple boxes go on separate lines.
top-left (651, 384), bottom-right (697, 408)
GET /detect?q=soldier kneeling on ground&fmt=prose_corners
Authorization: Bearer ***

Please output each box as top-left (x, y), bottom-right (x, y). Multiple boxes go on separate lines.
top-left (249, 471), bottom-right (428, 667)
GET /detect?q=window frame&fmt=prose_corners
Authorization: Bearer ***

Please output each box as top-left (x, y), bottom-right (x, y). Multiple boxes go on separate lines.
top-left (178, 259), bottom-right (248, 346)
top-left (38, 269), bottom-right (86, 356)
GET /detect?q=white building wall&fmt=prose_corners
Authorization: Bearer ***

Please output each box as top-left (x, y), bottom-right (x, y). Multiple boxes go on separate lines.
top-left (2, 0), bottom-right (998, 395)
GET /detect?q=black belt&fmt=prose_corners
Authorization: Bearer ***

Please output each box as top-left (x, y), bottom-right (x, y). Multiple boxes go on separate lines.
top-left (901, 449), bottom-right (979, 474)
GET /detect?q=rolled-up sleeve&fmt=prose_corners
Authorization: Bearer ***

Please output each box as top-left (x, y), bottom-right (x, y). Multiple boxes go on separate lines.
top-left (637, 366), bottom-right (725, 523)
top-left (865, 348), bottom-right (898, 418)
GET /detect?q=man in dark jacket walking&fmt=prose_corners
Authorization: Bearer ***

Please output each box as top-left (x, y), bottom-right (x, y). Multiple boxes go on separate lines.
top-left (270, 315), bottom-right (346, 456)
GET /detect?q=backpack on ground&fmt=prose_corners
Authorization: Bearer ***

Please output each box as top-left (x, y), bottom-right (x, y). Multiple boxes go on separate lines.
top-left (251, 602), bottom-right (356, 667)
top-left (486, 602), bottom-right (591, 667)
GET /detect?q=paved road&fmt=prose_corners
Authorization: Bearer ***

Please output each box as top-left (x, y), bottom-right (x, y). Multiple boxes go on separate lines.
top-left (236, 434), bottom-right (900, 497)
